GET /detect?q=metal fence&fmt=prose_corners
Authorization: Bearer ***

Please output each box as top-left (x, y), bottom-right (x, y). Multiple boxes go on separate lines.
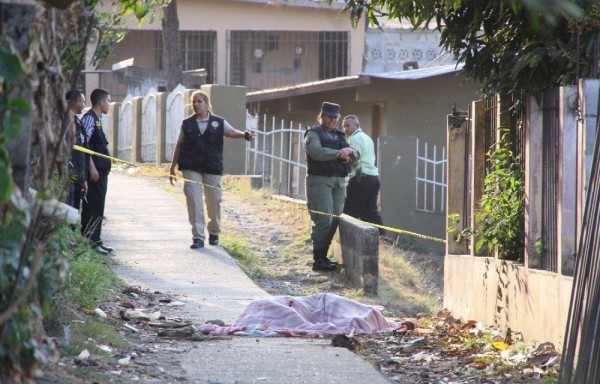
top-left (415, 138), bottom-right (447, 213)
top-left (245, 112), bottom-right (308, 199)
top-left (541, 87), bottom-right (560, 273)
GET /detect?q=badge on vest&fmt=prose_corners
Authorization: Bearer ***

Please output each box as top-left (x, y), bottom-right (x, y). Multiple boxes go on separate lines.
top-left (211, 121), bottom-right (219, 128)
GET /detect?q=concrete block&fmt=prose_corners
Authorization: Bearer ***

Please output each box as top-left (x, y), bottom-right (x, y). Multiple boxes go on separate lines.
top-left (334, 215), bottom-right (380, 294)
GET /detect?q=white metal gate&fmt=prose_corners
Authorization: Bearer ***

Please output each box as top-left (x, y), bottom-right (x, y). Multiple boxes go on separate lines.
top-left (245, 111), bottom-right (308, 199)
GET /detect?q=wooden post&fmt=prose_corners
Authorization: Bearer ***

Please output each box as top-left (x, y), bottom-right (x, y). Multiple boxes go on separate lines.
top-left (471, 100), bottom-right (486, 256)
top-left (447, 107), bottom-right (469, 255)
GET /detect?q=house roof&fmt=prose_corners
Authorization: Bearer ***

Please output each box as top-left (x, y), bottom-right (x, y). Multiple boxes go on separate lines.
top-left (246, 64), bottom-right (464, 102)
top-left (233, 0), bottom-right (346, 10)
top-left (361, 64), bottom-right (464, 80)
top-left (246, 75), bottom-right (371, 102)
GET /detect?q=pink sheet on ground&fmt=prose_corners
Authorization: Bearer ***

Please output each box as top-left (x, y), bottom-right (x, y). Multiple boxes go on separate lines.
top-left (199, 293), bottom-right (399, 337)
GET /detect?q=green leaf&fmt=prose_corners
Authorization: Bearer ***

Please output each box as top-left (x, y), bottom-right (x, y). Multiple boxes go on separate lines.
top-left (0, 165), bottom-right (12, 200)
top-left (3, 111), bottom-right (22, 141)
top-left (8, 97), bottom-right (31, 113)
top-left (0, 48), bottom-right (24, 80)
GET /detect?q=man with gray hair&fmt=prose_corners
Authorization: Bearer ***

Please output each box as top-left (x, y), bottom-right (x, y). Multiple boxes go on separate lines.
top-left (342, 115), bottom-right (385, 236)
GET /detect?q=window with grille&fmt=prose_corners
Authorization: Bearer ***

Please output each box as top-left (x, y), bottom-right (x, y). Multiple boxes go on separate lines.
top-left (157, 31), bottom-right (216, 85)
top-left (228, 30), bottom-right (349, 91)
top-left (99, 30), bottom-right (217, 101)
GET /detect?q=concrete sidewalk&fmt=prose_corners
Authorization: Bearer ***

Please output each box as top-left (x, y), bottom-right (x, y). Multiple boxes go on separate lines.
top-left (104, 173), bottom-right (390, 384)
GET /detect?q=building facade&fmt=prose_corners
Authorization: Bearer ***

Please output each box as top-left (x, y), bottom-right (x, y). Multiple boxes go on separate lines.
top-left (85, 0), bottom-right (365, 101)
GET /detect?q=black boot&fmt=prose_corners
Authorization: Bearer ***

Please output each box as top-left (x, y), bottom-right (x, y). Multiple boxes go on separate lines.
top-left (314, 247), bottom-right (338, 266)
top-left (313, 247), bottom-right (337, 271)
top-left (312, 258), bottom-right (337, 272)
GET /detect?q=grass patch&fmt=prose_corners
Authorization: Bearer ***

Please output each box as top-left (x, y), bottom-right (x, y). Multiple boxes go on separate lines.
top-left (221, 235), bottom-right (269, 279)
top-left (62, 318), bottom-right (127, 356)
top-left (377, 248), bottom-right (442, 317)
top-left (45, 226), bottom-right (127, 377)
top-left (66, 251), bottom-right (122, 311)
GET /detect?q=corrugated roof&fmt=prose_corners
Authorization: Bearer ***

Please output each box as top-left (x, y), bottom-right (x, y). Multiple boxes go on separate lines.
top-left (246, 64), bottom-right (465, 102)
top-left (361, 64), bottom-right (464, 80)
top-left (232, 0), bottom-right (346, 10)
top-left (246, 75), bottom-right (370, 102)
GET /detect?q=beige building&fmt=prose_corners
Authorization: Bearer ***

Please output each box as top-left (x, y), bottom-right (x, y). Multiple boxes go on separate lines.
top-left (246, 65), bottom-right (480, 252)
top-left (85, 0), bottom-right (365, 101)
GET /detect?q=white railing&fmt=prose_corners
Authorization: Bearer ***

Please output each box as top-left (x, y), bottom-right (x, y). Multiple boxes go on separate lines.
top-left (416, 138), bottom-right (446, 213)
top-left (245, 111), bottom-right (308, 199)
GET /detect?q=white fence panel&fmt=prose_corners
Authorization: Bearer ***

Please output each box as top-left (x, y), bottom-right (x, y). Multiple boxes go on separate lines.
top-left (165, 84), bottom-right (186, 162)
top-left (117, 95), bottom-right (133, 162)
top-left (141, 89), bottom-right (157, 163)
top-left (416, 138), bottom-right (446, 213)
top-left (246, 111), bottom-right (308, 199)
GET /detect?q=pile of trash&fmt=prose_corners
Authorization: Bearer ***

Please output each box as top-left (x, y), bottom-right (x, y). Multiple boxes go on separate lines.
top-left (350, 310), bottom-right (560, 383)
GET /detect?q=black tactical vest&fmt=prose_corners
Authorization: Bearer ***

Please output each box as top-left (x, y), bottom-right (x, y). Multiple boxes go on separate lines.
top-left (177, 114), bottom-right (225, 175)
top-left (69, 115), bottom-right (88, 182)
top-left (84, 110), bottom-right (111, 174)
top-left (305, 124), bottom-right (351, 177)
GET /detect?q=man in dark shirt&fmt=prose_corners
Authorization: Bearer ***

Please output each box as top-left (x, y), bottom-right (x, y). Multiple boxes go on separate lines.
top-left (81, 88), bottom-right (113, 255)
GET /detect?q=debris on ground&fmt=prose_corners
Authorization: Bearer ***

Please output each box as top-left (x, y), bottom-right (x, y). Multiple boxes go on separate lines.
top-left (355, 310), bottom-right (560, 383)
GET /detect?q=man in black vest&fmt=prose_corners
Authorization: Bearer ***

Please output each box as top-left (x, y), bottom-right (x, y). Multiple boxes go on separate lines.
top-left (304, 102), bottom-right (357, 272)
top-left (81, 88), bottom-right (113, 255)
top-left (65, 89), bottom-right (88, 212)
top-left (169, 90), bottom-right (253, 249)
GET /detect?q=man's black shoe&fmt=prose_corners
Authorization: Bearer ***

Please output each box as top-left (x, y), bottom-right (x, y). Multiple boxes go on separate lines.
top-left (93, 245), bottom-right (109, 255)
top-left (323, 257), bottom-right (338, 266)
top-left (312, 258), bottom-right (337, 272)
top-left (190, 239), bottom-right (204, 249)
top-left (209, 235), bottom-right (219, 246)
top-left (99, 244), bottom-right (113, 253)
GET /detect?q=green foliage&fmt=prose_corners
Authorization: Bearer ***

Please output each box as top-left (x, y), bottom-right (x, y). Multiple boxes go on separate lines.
top-left (448, 129), bottom-right (525, 261)
top-left (477, 130), bottom-right (525, 260)
top-left (339, 0), bottom-right (600, 99)
top-left (63, 319), bottom-right (126, 356)
top-left (221, 236), bottom-right (268, 279)
top-left (0, 214), bottom-right (70, 380)
top-left (1, 1), bottom-right (166, 381)
top-left (66, 248), bottom-right (121, 310)
top-left (0, 42), bottom-right (29, 201)
top-left (61, 0), bottom-right (168, 79)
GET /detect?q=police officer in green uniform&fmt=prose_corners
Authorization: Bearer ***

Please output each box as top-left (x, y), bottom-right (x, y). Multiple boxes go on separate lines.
top-left (304, 102), bottom-right (357, 272)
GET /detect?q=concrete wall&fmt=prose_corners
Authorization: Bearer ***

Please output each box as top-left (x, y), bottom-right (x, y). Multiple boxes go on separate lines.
top-left (364, 28), bottom-right (450, 73)
top-left (332, 216), bottom-right (380, 294)
top-left (443, 83), bottom-right (599, 348)
top-left (202, 84), bottom-right (247, 174)
top-left (444, 256), bottom-right (573, 347)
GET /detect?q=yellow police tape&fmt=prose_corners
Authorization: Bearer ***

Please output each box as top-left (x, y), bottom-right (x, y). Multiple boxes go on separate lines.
top-left (309, 209), bottom-right (446, 244)
top-left (74, 145), bottom-right (220, 189)
top-left (74, 145), bottom-right (446, 244)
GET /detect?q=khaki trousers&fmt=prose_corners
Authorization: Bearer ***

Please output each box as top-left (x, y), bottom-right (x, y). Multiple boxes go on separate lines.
top-left (182, 170), bottom-right (222, 241)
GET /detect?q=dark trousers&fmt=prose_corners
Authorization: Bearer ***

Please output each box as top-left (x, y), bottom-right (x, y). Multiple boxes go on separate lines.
top-left (343, 174), bottom-right (384, 235)
top-left (68, 181), bottom-right (83, 211)
top-left (306, 175), bottom-right (347, 260)
top-left (81, 173), bottom-right (108, 245)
